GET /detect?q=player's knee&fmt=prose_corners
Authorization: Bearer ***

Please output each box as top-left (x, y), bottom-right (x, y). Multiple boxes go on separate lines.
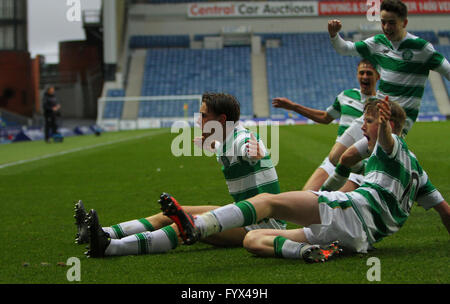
top-left (243, 230), bottom-right (265, 255)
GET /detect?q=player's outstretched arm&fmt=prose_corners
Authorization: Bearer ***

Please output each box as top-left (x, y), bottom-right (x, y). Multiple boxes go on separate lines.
top-left (272, 97), bottom-right (333, 124)
top-left (433, 201), bottom-right (450, 234)
top-left (328, 19), bottom-right (359, 56)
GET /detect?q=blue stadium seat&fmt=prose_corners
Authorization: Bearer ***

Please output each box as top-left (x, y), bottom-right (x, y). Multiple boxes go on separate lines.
top-left (437, 31), bottom-right (450, 41)
top-left (140, 47), bottom-right (253, 117)
top-left (410, 31), bottom-right (439, 44)
top-left (265, 33), bottom-right (360, 117)
top-left (103, 89), bottom-right (125, 119)
top-left (265, 32), bottom-right (442, 118)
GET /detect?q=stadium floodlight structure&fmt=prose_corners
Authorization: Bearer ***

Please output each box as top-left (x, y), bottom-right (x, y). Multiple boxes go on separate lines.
top-left (97, 94), bottom-right (203, 131)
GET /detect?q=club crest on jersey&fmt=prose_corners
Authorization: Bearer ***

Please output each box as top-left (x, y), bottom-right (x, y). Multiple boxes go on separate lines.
top-left (402, 49), bottom-right (413, 61)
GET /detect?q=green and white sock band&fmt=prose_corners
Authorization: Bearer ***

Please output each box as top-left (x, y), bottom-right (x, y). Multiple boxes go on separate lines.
top-left (104, 218), bottom-right (155, 239)
top-left (134, 226), bottom-right (178, 254)
top-left (235, 201), bottom-right (258, 226)
top-left (274, 236), bottom-right (309, 259)
top-left (335, 163), bottom-right (351, 178)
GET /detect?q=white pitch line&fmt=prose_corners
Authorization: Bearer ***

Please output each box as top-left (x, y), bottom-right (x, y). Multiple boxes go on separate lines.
top-left (0, 130), bottom-right (166, 170)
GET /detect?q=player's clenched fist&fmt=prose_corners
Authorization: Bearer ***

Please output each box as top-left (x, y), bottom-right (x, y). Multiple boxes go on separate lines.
top-left (328, 19), bottom-right (342, 38)
top-left (377, 96), bottom-right (391, 125)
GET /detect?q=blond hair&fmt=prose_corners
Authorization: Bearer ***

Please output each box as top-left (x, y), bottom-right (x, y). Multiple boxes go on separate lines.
top-left (364, 98), bottom-right (406, 135)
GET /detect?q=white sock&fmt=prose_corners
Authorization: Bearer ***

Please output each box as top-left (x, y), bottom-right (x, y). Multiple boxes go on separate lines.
top-left (274, 236), bottom-right (311, 259)
top-left (104, 226), bottom-right (177, 256)
top-left (195, 203), bottom-right (249, 238)
top-left (102, 218), bottom-right (155, 239)
top-left (321, 172), bottom-right (347, 191)
top-left (321, 164), bottom-right (351, 191)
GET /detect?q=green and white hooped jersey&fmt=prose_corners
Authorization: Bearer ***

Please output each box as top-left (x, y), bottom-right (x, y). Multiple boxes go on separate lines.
top-left (355, 33), bottom-right (446, 134)
top-left (216, 124), bottom-right (280, 202)
top-left (347, 134), bottom-right (444, 244)
top-left (326, 88), bottom-right (367, 138)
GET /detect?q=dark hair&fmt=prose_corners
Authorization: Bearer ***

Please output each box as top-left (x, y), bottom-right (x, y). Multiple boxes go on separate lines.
top-left (380, 0), bottom-right (408, 19)
top-left (364, 98), bottom-right (406, 135)
top-left (202, 92), bottom-right (241, 123)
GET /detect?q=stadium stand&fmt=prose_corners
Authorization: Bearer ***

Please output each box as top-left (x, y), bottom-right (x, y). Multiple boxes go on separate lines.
top-left (265, 32), bottom-right (443, 118)
top-left (103, 89), bottom-right (125, 119)
top-left (140, 47), bottom-right (253, 117)
top-left (265, 33), bottom-right (361, 117)
top-left (102, 31), bottom-right (446, 122)
top-left (437, 30), bottom-right (450, 41)
top-left (410, 31), bottom-right (439, 45)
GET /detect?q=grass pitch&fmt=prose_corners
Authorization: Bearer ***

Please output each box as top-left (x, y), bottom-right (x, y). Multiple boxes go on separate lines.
top-left (0, 122), bottom-right (449, 284)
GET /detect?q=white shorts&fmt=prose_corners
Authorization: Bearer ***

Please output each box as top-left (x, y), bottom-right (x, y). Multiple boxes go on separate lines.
top-left (336, 117), bottom-right (364, 148)
top-left (318, 156), bottom-right (336, 176)
top-left (245, 218), bottom-right (287, 232)
top-left (303, 191), bottom-right (371, 253)
top-left (353, 136), bottom-right (371, 159)
top-left (348, 173), bottom-right (365, 187)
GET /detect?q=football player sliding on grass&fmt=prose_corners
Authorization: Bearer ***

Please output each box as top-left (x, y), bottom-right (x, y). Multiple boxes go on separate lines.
top-left (156, 98), bottom-right (450, 261)
top-left (75, 92), bottom-right (287, 256)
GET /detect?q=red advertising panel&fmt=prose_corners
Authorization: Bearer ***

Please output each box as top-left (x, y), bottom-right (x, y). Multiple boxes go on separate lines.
top-left (319, 0), bottom-right (450, 16)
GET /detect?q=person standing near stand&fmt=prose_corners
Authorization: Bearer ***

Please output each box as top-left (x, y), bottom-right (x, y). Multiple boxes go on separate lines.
top-left (42, 86), bottom-right (61, 143)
